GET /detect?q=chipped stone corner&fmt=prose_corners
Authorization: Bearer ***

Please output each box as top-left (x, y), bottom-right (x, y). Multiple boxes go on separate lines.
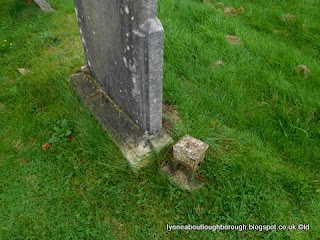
top-left (124, 130), bottom-right (174, 170)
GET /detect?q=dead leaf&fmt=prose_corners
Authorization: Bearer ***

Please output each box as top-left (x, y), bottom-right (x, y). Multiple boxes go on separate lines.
top-left (225, 35), bottom-right (243, 45)
top-left (42, 142), bottom-right (51, 150)
top-left (13, 140), bottom-right (23, 149)
top-left (18, 68), bottom-right (30, 75)
top-left (194, 205), bottom-right (201, 214)
top-left (283, 14), bottom-right (296, 21)
top-left (212, 60), bottom-right (225, 68)
top-left (67, 135), bottom-right (74, 141)
top-left (296, 64), bottom-right (311, 76)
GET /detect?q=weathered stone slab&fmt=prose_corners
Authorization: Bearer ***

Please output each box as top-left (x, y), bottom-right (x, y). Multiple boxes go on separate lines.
top-left (34, 0), bottom-right (54, 12)
top-left (70, 72), bottom-right (172, 168)
top-left (74, 0), bottom-right (164, 134)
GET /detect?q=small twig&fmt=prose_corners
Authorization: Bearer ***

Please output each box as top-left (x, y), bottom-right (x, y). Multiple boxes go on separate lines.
top-left (195, 175), bottom-right (207, 182)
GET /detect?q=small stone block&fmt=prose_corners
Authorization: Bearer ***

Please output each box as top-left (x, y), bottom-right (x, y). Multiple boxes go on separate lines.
top-left (173, 135), bottom-right (209, 179)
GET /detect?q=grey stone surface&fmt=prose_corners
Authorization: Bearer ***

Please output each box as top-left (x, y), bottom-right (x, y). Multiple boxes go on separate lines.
top-left (162, 163), bottom-right (204, 191)
top-left (34, 0), bottom-right (54, 12)
top-left (172, 135), bottom-right (209, 180)
top-left (74, 0), bottom-right (164, 134)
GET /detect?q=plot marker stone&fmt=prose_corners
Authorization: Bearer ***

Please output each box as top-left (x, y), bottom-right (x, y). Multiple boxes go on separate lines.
top-left (172, 135), bottom-right (209, 181)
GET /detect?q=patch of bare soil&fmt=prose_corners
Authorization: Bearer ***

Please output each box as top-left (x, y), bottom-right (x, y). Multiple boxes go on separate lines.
top-left (296, 64), bottom-right (311, 77)
top-left (282, 13), bottom-right (296, 21)
top-left (203, 1), bottom-right (245, 17)
top-left (225, 35), bottom-right (243, 45)
top-left (224, 6), bottom-right (245, 17)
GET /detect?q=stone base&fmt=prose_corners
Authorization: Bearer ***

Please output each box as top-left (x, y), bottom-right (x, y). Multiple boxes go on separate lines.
top-left (70, 72), bottom-right (173, 169)
top-left (161, 162), bottom-right (204, 191)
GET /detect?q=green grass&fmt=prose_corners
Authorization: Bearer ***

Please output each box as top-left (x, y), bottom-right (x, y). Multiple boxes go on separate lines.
top-left (1, 0), bottom-right (320, 239)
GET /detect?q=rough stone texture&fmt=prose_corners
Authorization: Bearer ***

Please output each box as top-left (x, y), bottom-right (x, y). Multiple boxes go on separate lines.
top-left (70, 72), bottom-right (172, 168)
top-left (162, 162), bottom-right (204, 191)
top-left (33, 0), bottom-right (54, 11)
top-left (173, 135), bottom-right (209, 180)
top-left (74, 0), bottom-right (164, 134)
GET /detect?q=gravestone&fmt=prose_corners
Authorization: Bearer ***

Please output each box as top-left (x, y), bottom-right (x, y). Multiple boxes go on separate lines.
top-left (71, 0), bottom-right (172, 167)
